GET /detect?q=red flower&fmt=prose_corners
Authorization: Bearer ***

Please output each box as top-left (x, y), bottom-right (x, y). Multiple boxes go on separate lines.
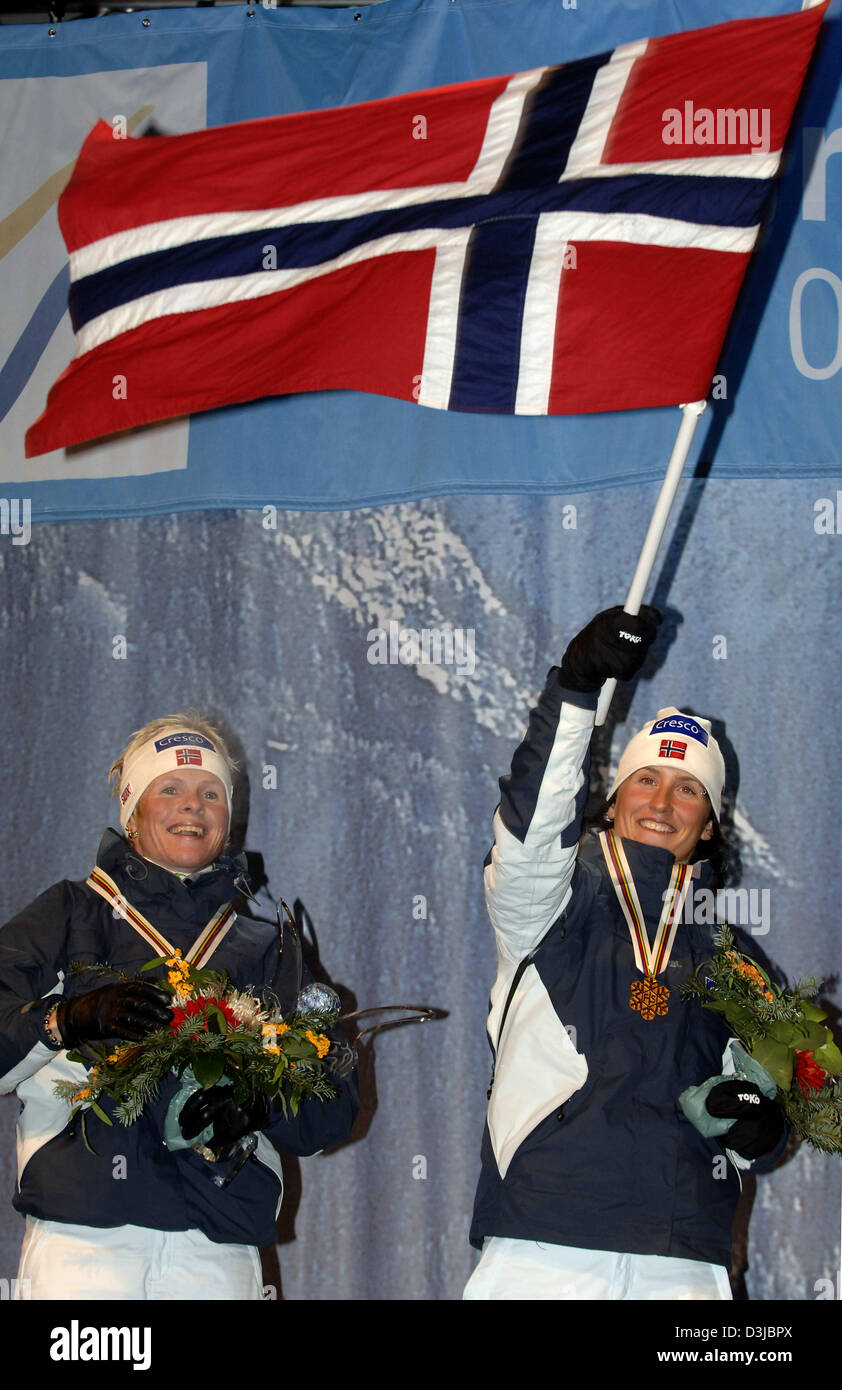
top-left (170, 996), bottom-right (237, 1032)
top-left (170, 997), bottom-right (205, 1030)
top-left (794, 1049), bottom-right (827, 1097)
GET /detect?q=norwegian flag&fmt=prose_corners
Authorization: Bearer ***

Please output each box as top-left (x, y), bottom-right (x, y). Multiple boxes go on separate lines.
top-left (176, 748), bottom-right (203, 767)
top-left (659, 739), bottom-right (688, 760)
top-left (26, 2), bottom-right (826, 456)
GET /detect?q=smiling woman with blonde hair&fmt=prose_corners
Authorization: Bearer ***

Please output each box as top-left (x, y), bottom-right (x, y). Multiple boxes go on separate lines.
top-left (108, 711), bottom-right (237, 875)
top-left (0, 713), bottom-right (358, 1301)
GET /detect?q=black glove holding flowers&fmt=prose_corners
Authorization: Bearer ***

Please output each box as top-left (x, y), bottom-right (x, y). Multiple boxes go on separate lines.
top-left (58, 981), bottom-right (173, 1048)
top-left (705, 1080), bottom-right (785, 1160)
top-left (558, 605), bottom-right (662, 693)
top-left (179, 1084), bottom-right (270, 1154)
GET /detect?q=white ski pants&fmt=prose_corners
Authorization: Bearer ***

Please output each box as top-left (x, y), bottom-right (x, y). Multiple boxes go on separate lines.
top-left (14, 1217), bottom-right (265, 1300)
top-left (463, 1236), bottom-right (733, 1301)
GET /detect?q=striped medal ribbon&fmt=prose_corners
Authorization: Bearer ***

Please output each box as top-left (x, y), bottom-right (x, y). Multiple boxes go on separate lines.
top-left (599, 830), bottom-right (695, 1022)
top-left (86, 865), bottom-right (237, 968)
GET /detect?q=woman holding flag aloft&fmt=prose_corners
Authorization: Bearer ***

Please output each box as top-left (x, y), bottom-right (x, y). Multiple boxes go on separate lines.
top-left (464, 608), bottom-right (786, 1301)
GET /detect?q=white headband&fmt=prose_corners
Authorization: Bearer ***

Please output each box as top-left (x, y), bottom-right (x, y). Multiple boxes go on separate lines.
top-left (118, 729), bottom-right (234, 830)
top-left (608, 707), bottom-right (725, 819)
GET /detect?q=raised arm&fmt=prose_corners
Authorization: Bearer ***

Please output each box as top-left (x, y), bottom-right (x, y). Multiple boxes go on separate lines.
top-left (485, 607), bottom-right (661, 963)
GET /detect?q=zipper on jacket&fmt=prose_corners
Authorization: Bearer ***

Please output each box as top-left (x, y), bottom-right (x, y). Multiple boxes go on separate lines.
top-left (485, 908), bottom-right (566, 1100)
top-left (486, 952), bottom-right (535, 1099)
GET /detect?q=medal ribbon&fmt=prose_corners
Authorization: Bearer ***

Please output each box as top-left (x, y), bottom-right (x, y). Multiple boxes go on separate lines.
top-left (86, 865), bottom-right (237, 968)
top-left (598, 830), bottom-right (694, 978)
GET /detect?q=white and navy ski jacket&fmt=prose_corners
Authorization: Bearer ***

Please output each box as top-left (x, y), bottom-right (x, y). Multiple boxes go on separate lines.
top-left (0, 829), bottom-right (359, 1246)
top-left (470, 674), bottom-right (782, 1268)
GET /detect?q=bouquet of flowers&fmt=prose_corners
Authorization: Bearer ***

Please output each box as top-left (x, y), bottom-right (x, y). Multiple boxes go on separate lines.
top-left (681, 925), bottom-right (842, 1154)
top-left (53, 951), bottom-right (341, 1155)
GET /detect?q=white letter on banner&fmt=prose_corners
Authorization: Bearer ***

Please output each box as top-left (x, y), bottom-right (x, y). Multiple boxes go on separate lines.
top-left (661, 109), bottom-right (682, 144)
top-left (813, 497), bottom-right (835, 533)
top-left (802, 127), bottom-right (842, 222)
top-left (789, 269), bottom-right (842, 380)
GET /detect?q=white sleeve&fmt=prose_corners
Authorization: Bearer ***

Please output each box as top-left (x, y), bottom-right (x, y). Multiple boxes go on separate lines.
top-left (484, 696), bottom-right (596, 964)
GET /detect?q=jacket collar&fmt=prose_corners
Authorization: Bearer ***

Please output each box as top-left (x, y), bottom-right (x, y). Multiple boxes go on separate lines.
top-left (95, 827), bottom-right (250, 923)
top-left (582, 828), bottom-right (713, 924)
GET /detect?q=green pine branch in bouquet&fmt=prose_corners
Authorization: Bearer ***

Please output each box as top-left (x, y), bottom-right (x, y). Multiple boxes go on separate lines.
top-left (53, 952), bottom-right (340, 1137)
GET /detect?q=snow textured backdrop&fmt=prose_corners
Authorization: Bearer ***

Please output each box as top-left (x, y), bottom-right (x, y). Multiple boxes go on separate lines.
top-left (0, 477), bottom-right (839, 1301)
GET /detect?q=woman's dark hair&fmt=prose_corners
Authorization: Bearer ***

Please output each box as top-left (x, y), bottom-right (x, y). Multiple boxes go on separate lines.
top-left (582, 797), bottom-right (731, 888)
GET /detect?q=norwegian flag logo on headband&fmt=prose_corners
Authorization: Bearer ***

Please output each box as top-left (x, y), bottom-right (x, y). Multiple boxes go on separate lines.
top-left (659, 739), bottom-right (687, 760)
top-left (176, 748), bottom-right (203, 766)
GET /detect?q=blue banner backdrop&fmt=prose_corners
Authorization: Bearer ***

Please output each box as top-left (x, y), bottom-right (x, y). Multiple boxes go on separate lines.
top-left (0, 477), bottom-right (840, 1300)
top-left (0, 0), bottom-right (840, 521)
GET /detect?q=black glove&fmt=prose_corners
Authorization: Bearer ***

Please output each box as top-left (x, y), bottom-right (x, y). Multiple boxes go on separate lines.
top-left (558, 606), bottom-right (662, 693)
top-left (58, 981), bottom-right (173, 1048)
top-left (705, 1080), bottom-right (785, 1160)
top-left (179, 1085), bottom-right (270, 1153)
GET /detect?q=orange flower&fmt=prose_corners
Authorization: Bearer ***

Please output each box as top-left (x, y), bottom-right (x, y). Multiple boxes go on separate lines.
top-left (305, 1029), bottom-right (331, 1059)
top-left (727, 952), bottom-right (774, 1000)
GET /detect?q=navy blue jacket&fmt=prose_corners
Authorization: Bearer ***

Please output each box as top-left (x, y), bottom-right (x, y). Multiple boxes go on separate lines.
top-left (0, 829), bottom-right (359, 1247)
top-left (470, 674), bottom-right (782, 1268)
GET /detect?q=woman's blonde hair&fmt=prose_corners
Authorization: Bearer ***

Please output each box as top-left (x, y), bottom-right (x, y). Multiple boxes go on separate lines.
top-left (108, 711), bottom-right (238, 797)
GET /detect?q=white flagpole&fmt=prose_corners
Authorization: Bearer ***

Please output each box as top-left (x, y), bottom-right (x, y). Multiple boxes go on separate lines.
top-left (595, 399), bottom-right (707, 727)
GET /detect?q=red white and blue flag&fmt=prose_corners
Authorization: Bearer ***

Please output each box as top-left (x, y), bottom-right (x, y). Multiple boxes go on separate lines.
top-left (25, 2), bottom-right (827, 457)
top-left (176, 748), bottom-right (203, 767)
top-left (659, 739), bottom-right (688, 760)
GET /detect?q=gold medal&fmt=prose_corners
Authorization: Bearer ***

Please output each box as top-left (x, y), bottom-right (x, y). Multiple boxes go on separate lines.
top-left (600, 831), bottom-right (695, 1025)
top-left (629, 974), bottom-right (670, 1022)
